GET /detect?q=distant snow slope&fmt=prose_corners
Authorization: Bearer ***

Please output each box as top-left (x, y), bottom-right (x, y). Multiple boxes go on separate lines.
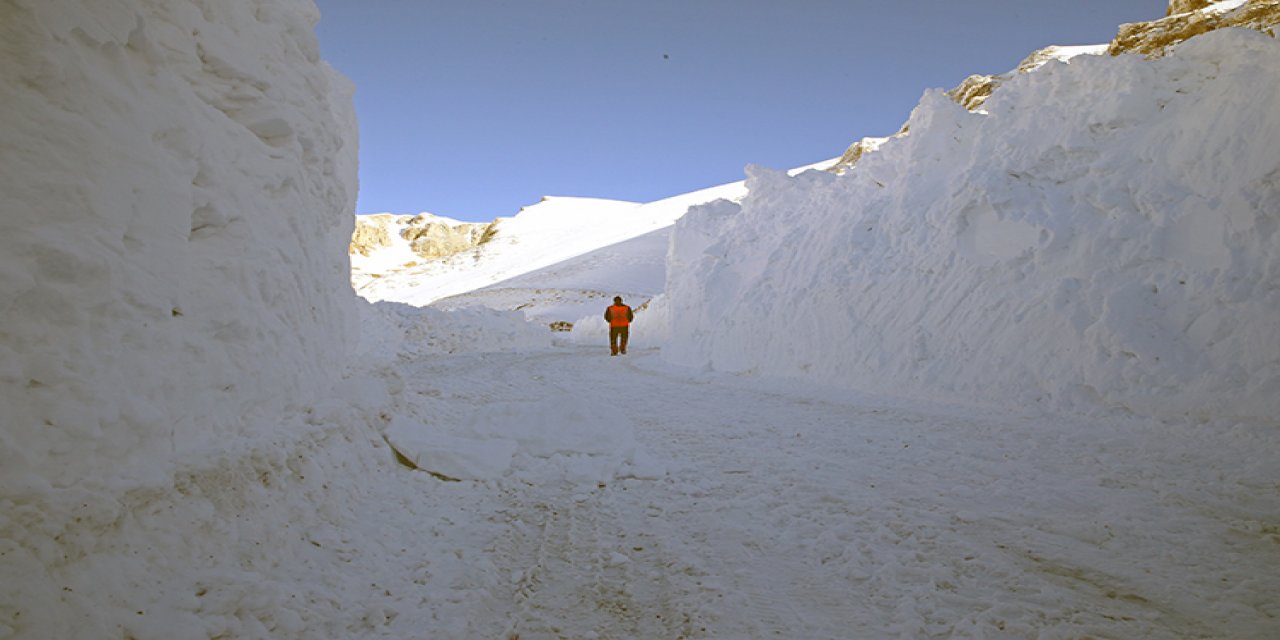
top-left (352, 161), bottom-right (834, 328)
top-left (666, 28), bottom-right (1280, 423)
top-left (356, 196), bottom-right (650, 307)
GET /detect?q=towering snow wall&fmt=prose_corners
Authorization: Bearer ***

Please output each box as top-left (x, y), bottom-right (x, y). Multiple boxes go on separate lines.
top-left (0, 0), bottom-right (359, 491)
top-left (666, 29), bottom-right (1280, 423)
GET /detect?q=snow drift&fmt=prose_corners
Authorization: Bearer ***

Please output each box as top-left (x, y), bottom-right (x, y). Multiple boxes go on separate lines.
top-left (666, 28), bottom-right (1280, 423)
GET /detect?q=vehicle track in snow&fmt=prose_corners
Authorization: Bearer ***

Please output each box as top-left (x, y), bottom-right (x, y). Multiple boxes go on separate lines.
top-left (406, 346), bottom-right (1280, 639)
top-left (491, 480), bottom-right (709, 640)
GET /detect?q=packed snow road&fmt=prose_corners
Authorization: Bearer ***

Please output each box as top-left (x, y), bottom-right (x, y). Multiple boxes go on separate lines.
top-left (394, 345), bottom-right (1279, 639)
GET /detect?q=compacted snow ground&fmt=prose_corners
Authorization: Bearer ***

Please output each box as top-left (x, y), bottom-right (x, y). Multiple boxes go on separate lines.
top-left (385, 344), bottom-right (1279, 639)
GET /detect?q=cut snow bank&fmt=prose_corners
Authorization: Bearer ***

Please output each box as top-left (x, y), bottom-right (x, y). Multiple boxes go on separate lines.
top-left (0, 0), bottom-right (359, 491)
top-left (666, 29), bottom-right (1280, 423)
top-left (0, 0), bottom-right (374, 634)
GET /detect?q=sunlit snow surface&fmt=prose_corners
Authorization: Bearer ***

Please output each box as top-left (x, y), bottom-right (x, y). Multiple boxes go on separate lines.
top-left (350, 25), bottom-right (1279, 639)
top-left (351, 160), bottom-right (834, 327)
top-left (4, 1), bottom-right (1279, 638)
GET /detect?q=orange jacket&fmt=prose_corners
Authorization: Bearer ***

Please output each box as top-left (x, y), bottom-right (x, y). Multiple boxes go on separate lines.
top-left (605, 304), bottom-right (633, 328)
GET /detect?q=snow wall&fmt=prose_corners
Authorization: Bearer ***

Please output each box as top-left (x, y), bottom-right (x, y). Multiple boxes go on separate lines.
top-left (666, 29), bottom-right (1280, 423)
top-left (0, 0), bottom-right (371, 634)
top-left (0, 1), bottom-right (358, 490)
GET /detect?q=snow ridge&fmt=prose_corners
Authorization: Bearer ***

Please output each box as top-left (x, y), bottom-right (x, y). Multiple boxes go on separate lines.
top-left (666, 28), bottom-right (1280, 423)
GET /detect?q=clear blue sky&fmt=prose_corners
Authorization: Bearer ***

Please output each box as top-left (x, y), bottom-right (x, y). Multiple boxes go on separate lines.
top-left (313, 1), bottom-right (1167, 222)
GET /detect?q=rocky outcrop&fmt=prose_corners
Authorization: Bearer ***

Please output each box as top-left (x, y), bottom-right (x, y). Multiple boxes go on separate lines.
top-left (350, 213), bottom-right (498, 259)
top-left (947, 74), bottom-right (998, 112)
top-left (1111, 0), bottom-right (1279, 58)
top-left (831, 135), bottom-right (896, 175)
top-left (1168, 0), bottom-right (1217, 15)
top-left (832, 43), bottom-right (1104, 174)
top-left (835, 43), bottom-right (1110, 175)
top-left (350, 213), bottom-right (397, 256)
top-left (944, 44), bottom-right (1112, 112)
top-left (402, 214), bottom-right (499, 259)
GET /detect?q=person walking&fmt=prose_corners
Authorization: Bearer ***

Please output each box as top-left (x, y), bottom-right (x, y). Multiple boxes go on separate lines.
top-left (604, 296), bottom-right (634, 356)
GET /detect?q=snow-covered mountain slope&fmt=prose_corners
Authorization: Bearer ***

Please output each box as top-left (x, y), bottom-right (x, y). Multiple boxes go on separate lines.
top-left (429, 227), bottom-right (670, 326)
top-left (666, 27), bottom-right (1280, 424)
top-left (350, 161), bottom-right (834, 327)
top-left (354, 196), bottom-right (650, 306)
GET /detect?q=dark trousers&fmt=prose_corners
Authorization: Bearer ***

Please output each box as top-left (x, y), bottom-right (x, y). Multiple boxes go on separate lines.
top-left (609, 326), bottom-right (629, 354)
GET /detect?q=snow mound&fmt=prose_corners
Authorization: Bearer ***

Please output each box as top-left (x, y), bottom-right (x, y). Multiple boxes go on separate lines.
top-left (665, 28), bottom-right (1280, 423)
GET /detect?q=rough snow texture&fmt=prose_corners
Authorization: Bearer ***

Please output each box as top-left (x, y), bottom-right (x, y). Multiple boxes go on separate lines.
top-left (943, 45), bottom-right (1109, 114)
top-left (835, 44), bottom-right (1110, 174)
top-left (830, 135), bottom-right (892, 176)
top-left (666, 29), bottom-right (1280, 423)
top-left (0, 0), bottom-right (359, 490)
top-left (833, 0), bottom-right (1279, 176)
top-left (358, 301), bottom-right (550, 361)
top-left (1, 0), bottom-right (359, 635)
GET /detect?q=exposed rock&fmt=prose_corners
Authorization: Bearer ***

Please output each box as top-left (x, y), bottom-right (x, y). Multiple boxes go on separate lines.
top-left (349, 213), bottom-right (397, 256)
top-left (1110, 0), bottom-right (1280, 57)
top-left (350, 213), bottom-right (499, 260)
top-left (833, 43), bottom-right (1107, 174)
top-left (830, 134), bottom-right (897, 175)
top-left (1168, 0), bottom-right (1216, 16)
top-left (945, 45), bottom-right (1111, 112)
top-left (947, 74), bottom-right (999, 112)
top-left (401, 214), bottom-right (499, 259)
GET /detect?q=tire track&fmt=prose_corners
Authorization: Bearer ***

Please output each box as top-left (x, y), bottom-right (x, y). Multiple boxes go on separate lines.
top-left (493, 480), bottom-right (708, 640)
top-left (425, 347), bottom-right (1279, 639)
